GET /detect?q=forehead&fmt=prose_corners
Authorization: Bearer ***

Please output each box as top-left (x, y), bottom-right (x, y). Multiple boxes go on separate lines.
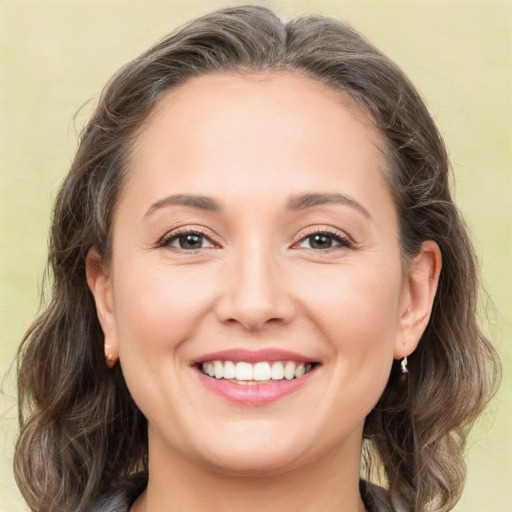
top-left (140, 71), bottom-right (382, 154)
top-left (121, 71), bottom-right (395, 223)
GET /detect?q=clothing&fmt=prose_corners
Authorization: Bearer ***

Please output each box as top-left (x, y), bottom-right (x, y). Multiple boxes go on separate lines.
top-left (360, 480), bottom-right (395, 512)
top-left (91, 473), bottom-right (394, 512)
top-left (89, 472), bottom-right (147, 512)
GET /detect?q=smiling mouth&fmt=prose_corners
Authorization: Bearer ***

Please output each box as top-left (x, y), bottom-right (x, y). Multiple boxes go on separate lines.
top-left (198, 360), bottom-right (316, 384)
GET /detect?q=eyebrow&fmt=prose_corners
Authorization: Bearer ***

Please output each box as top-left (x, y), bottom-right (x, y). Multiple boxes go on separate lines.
top-left (145, 194), bottom-right (222, 217)
top-left (286, 192), bottom-right (371, 219)
top-left (145, 191), bottom-right (371, 219)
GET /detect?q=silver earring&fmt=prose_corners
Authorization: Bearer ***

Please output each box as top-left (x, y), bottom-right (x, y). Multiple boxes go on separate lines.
top-left (401, 356), bottom-right (408, 374)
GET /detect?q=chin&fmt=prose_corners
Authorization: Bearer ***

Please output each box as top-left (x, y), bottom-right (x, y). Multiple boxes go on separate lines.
top-left (189, 426), bottom-right (311, 476)
top-left (200, 447), bottom-right (306, 477)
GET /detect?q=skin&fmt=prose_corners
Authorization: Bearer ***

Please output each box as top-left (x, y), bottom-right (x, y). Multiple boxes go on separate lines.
top-left (87, 72), bottom-right (441, 512)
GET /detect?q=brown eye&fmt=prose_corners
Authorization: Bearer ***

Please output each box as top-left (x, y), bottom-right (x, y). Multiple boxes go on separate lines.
top-left (161, 231), bottom-right (215, 250)
top-left (297, 231), bottom-right (352, 250)
top-left (308, 234), bottom-right (335, 249)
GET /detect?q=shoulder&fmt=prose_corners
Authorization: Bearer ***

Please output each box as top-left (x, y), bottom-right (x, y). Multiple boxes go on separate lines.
top-left (89, 472), bottom-right (147, 512)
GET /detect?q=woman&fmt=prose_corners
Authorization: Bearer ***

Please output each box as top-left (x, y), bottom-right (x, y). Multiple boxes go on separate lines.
top-left (14, 6), bottom-right (500, 512)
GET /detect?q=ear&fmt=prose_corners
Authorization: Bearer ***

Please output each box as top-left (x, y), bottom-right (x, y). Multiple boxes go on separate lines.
top-left (86, 247), bottom-right (119, 366)
top-left (394, 241), bottom-right (442, 359)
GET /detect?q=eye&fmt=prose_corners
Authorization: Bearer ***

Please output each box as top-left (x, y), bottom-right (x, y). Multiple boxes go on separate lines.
top-left (159, 230), bottom-right (216, 250)
top-left (296, 230), bottom-right (352, 250)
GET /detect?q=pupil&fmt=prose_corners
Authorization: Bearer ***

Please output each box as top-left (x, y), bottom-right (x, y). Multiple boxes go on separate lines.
top-left (180, 234), bottom-right (202, 249)
top-left (311, 234), bottom-right (332, 249)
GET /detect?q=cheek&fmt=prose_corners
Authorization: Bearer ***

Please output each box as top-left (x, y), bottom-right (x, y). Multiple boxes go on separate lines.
top-left (307, 260), bottom-right (402, 345)
top-left (110, 261), bottom-right (217, 425)
top-left (113, 266), bottom-right (214, 356)
top-left (307, 259), bottom-right (402, 396)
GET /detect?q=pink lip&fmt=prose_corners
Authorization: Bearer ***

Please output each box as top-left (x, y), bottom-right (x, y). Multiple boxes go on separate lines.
top-left (195, 366), bottom-right (317, 406)
top-left (191, 348), bottom-right (319, 406)
top-left (191, 348), bottom-right (316, 364)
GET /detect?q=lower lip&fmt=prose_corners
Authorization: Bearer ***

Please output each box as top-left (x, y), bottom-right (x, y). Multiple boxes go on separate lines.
top-left (195, 367), bottom-right (316, 405)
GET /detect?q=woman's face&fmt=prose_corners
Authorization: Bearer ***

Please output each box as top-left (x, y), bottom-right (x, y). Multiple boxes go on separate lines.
top-left (92, 72), bottom-right (419, 474)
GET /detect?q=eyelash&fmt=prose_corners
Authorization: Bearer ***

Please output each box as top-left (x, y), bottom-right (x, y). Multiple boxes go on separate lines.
top-left (292, 228), bottom-right (353, 251)
top-left (157, 227), bottom-right (354, 252)
top-left (157, 228), bottom-right (219, 251)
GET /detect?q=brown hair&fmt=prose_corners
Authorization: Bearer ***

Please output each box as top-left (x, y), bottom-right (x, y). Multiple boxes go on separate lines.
top-left (15, 6), bottom-right (500, 511)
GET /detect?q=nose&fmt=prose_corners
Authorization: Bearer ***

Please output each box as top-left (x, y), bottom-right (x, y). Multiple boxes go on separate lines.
top-left (215, 246), bottom-right (296, 331)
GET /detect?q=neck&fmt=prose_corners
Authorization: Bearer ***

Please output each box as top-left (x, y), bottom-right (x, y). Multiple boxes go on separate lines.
top-left (134, 430), bottom-right (367, 512)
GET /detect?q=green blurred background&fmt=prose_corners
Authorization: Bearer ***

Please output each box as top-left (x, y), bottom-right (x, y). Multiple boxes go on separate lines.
top-left (0, 1), bottom-right (510, 510)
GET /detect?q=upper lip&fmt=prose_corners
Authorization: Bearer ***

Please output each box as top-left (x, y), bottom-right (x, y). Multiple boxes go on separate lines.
top-left (191, 348), bottom-right (317, 365)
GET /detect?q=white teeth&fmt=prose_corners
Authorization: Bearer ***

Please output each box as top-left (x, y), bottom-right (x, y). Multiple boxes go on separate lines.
top-left (214, 361), bottom-right (224, 379)
top-left (294, 364), bottom-right (306, 378)
top-left (271, 361), bottom-right (284, 380)
top-left (223, 360), bottom-right (236, 379)
top-left (284, 361), bottom-right (296, 380)
top-left (205, 362), bottom-right (215, 377)
top-left (235, 362), bottom-right (253, 381)
top-left (253, 362), bottom-right (271, 381)
top-left (200, 360), bottom-right (314, 382)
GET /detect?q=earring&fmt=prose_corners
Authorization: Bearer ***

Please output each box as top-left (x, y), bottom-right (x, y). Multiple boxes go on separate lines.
top-left (401, 356), bottom-right (408, 374)
top-left (104, 344), bottom-right (118, 368)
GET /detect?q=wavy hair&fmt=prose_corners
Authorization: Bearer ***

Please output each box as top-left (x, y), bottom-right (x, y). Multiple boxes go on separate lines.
top-left (15, 6), bottom-right (500, 511)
